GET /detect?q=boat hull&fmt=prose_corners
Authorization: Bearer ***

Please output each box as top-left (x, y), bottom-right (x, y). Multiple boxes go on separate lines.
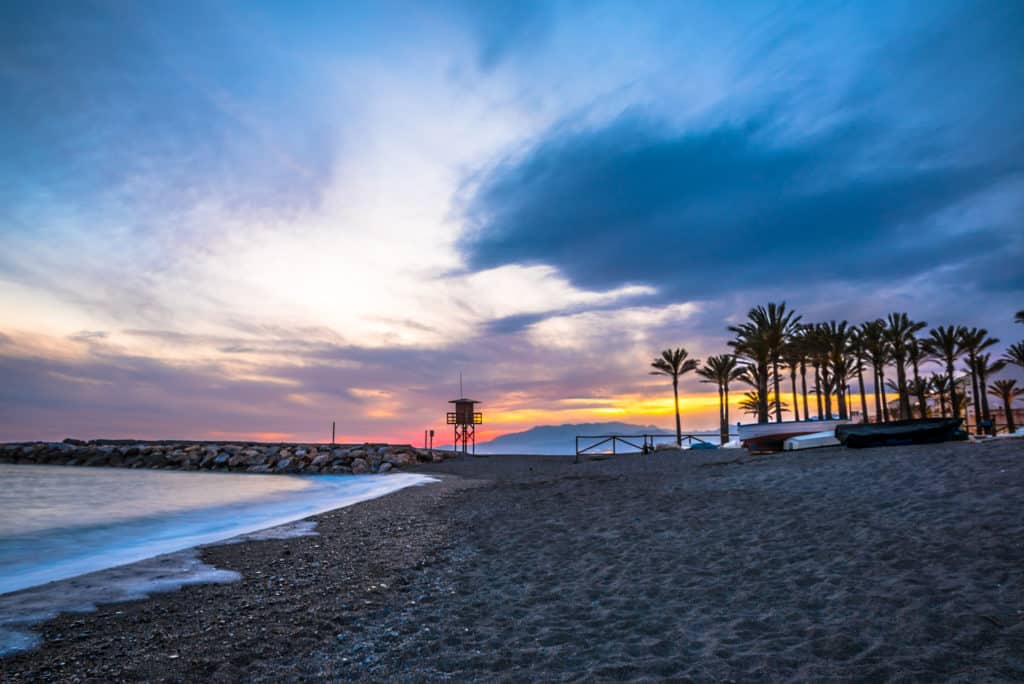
top-left (835, 418), bottom-right (963, 449)
top-left (738, 419), bottom-right (848, 452)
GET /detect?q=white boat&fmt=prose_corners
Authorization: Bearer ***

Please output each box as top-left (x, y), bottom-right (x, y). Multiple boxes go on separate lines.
top-left (783, 430), bottom-right (840, 450)
top-left (738, 419), bottom-right (847, 451)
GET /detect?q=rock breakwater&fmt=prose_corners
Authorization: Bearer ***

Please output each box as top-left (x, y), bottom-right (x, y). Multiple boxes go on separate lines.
top-left (0, 440), bottom-right (455, 475)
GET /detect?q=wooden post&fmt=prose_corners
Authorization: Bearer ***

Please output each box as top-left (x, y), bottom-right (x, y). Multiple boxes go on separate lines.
top-left (331, 421), bottom-right (335, 446)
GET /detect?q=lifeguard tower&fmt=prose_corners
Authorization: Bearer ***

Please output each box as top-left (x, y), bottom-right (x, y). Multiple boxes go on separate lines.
top-left (447, 396), bottom-right (483, 454)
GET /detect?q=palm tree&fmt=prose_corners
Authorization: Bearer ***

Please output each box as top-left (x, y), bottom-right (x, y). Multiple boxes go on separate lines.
top-left (849, 327), bottom-right (870, 423)
top-left (1015, 310), bottom-right (1024, 325)
top-left (738, 391), bottom-right (762, 418)
top-left (929, 373), bottom-right (950, 418)
top-left (728, 322), bottom-right (771, 423)
top-left (906, 377), bottom-right (931, 419)
top-left (959, 328), bottom-right (999, 434)
top-left (780, 342), bottom-right (803, 421)
top-left (730, 303), bottom-right (801, 424)
top-left (860, 320), bottom-right (889, 422)
top-left (650, 347), bottom-right (699, 447)
top-left (791, 329), bottom-right (812, 421)
top-left (988, 379), bottom-right (1022, 433)
top-left (821, 320), bottom-right (853, 420)
top-left (906, 337), bottom-right (931, 418)
top-left (884, 313), bottom-right (927, 420)
top-left (697, 355), bottom-right (742, 445)
top-left (973, 353), bottom-right (1005, 436)
top-left (739, 390), bottom-right (787, 418)
top-left (925, 325), bottom-right (966, 419)
top-left (1005, 341), bottom-right (1024, 371)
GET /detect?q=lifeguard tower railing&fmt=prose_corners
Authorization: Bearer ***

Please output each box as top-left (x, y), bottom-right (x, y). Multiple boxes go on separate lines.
top-left (574, 433), bottom-right (717, 463)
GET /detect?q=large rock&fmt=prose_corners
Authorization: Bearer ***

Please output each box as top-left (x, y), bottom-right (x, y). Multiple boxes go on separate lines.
top-left (351, 458), bottom-right (369, 474)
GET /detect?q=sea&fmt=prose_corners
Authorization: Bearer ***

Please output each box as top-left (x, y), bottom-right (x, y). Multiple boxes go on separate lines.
top-left (0, 464), bottom-right (434, 653)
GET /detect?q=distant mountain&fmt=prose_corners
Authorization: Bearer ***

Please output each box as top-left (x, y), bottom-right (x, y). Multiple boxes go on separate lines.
top-left (472, 422), bottom-right (675, 456)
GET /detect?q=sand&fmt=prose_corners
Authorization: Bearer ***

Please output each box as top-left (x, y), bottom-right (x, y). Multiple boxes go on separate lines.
top-left (3, 439), bottom-right (1023, 682)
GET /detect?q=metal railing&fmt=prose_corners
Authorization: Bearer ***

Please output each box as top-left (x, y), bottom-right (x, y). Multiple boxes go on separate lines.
top-left (574, 433), bottom-right (719, 462)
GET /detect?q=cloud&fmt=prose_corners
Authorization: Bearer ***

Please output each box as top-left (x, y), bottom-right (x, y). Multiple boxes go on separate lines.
top-left (461, 111), bottom-right (1023, 305)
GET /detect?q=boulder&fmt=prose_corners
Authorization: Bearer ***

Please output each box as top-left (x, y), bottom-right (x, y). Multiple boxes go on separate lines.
top-left (383, 452), bottom-right (412, 466)
top-left (351, 458), bottom-right (369, 474)
top-left (311, 452), bottom-right (331, 468)
top-left (378, 462), bottom-right (393, 473)
top-left (143, 451), bottom-right (168, 467)
top-left (213, 453), bottom-right (231, 468)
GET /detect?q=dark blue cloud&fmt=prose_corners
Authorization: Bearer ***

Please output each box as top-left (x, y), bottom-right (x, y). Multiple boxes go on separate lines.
top-left (462, 112), bottom-right (1022, 302)
top-left (459, 1), bottom-right (1024, 306)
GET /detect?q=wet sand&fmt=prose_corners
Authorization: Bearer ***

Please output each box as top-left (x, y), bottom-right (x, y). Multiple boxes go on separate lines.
top-left (3, 440), bottom-right (1024, 682)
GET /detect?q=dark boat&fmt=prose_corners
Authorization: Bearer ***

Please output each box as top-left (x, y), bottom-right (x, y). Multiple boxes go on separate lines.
top-left (835, 418), bottom-right (963, 449)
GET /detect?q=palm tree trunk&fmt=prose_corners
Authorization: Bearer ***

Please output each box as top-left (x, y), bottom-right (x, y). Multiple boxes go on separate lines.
top-left (758, 363), bottom-right (769, 424)
top-left (879, 366), bottom-right (891, 422)
top-left (979, 368), bottom-right (993, 435)
top-left (895, 360), bottom-right (910, 420)
top-left (720, 378), bottom-right (729, 444)
top-left (772, 359), bottom-right (783, 423)
top-left (872, 365), bottom-right (883, 423)
top-left (723, 383), bottom-right (730, 440)
top-left (800, 361), bottom-right (809, 421)
top-left (968, 362), bottom-right (982, 434)
top-left (814, 365), bottom-right (823, 420)
top-left (938, 388), bottom-right (947, 418)
top-left (912, 361), bottom-right (927, 418)
top-left (822, 365), bottom-right (832, 419)
top-left (790, 369), bottom-right (799, 422)
top-left (673, 377), bottom-right (681, 446)
top-left (1005, 396), bottom-right (1017, 434)
top-left (857, 365), bottom-right (868, 423)
top-left (947, 361), bottom-right (959, 418)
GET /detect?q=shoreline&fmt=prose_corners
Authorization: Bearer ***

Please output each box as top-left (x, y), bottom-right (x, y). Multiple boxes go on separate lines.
top-left (1, 465), bottom-right (479, 682)
top-left (4, 441), bottom-right (1024, 681)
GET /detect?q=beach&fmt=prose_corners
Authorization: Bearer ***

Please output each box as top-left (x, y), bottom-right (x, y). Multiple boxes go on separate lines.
top-left (3, 439), bottom-right (1023, 682)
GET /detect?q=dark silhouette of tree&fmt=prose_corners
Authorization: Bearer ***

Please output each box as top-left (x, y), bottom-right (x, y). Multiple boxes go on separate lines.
top-left (730, 303), bottom-right (801, 424)
top-left (1015, 310), bottom-right (1024, 325)
top-left (739, 390), bottom-right (787, 418)
top-left (925, 325), bottom-right (966, 419)
top-left (988, 379), bottom-right (1022, 433)
top-left (860, 320), bottom-right (890, 422)
top-left (780, 342), bottom-right (803, 421)
top-left (728, 322), bottom-right (771, 423)
top-left (850, 326), bottom-right (871, 423)
top-left (959, 328), bottom-right (999, 434)
top-left (972, 352), bottom-right (1005, 436)
top-left (929, 373), bottom-right (950, 418)
top-left (884, 313), bottom-right (927, 420)
top-left (820, 321), bottom-right (853, 420)
top-left (1005, 341), bottom-right (1024, 371)
top-left (697, 355), bottom-right (743, 445)
top-left (650, 347), bottom-right (699, 446)
top-left (906, 337), bottom-right (932, 418)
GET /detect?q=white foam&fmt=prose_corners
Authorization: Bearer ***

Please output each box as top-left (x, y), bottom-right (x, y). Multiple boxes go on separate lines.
top-left (0, 470), bottom-right (437, 655)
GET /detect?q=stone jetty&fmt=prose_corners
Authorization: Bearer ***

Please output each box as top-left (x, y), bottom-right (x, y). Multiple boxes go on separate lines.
top-left (0, 440), bottom-right (457, 475)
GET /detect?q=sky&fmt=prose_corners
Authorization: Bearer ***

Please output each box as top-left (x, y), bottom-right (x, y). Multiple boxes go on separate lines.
top-left (1, 0), bottom-right (1022, 444)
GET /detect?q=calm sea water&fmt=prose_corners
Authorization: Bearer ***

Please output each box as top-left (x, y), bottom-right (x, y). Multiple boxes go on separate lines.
top-left (0, 465), bottom-right (434, 596)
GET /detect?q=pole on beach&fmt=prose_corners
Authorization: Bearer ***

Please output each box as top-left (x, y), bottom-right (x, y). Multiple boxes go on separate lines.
top-left (331, 421), bottom-right (335, 446)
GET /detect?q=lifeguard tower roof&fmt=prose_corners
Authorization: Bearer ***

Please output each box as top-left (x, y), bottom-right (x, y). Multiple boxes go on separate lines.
top-left (449, 397), bottom-right (481, 404)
